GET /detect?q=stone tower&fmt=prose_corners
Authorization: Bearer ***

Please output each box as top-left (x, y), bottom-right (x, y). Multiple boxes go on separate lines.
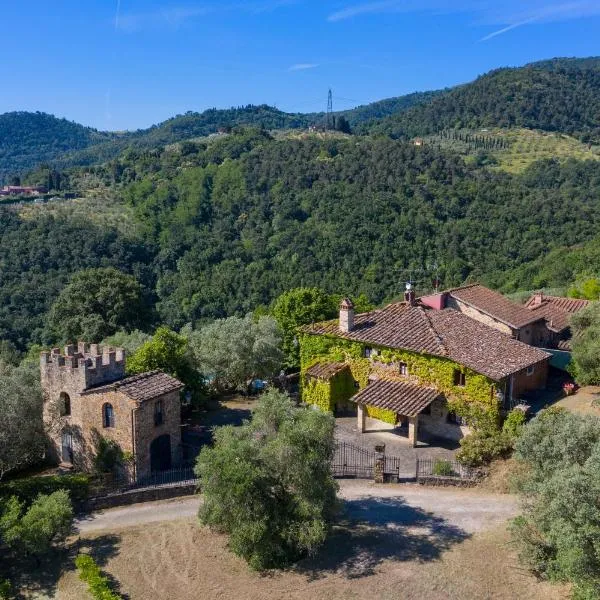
top-left (41, 343), bottom-right (126, 468)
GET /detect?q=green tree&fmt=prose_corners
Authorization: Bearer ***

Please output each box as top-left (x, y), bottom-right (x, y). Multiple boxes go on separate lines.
top-left (512, 410), bottom-right (600, 598)
top-left (569, 277), bottom-right (600, 300)
top-left (272, 288), bottom-right (338, 369)
top-left (0, 360), bottom-right (44, 481)
top-left (0, 490), bottom-right (73, 563)
top-left (570, 304), bottom-right (600, 385)
top-left (336, 115), bottom-right (352, 134)
top-left (195, 390), bottom-right (338, 570)
top-left (127, 327), bottom-right (202, 405)
top-left (188, 315), bottom-right (283, 393)
top-left (46, 267), bottom-right (151, 343)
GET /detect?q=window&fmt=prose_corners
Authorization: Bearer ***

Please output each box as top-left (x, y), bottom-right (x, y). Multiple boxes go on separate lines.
top-left (364, 347), bottom-right (373, 359)
top-left (453, 369), bottom-right (466, 387)
top-left (102, 403), bottom-right (115, 428)
top-left (399, 362), bottom-right (408, 376)
top-left (154, 400), bottom-right (164, 426)
top-left (59, 392), bottom-right (71, 417)
top-left (526, 366), bottom-right (535, 376)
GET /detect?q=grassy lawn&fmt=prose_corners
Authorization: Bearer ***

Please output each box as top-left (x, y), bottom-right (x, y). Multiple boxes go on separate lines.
top-left (53, 518), bottom-right (569, 600)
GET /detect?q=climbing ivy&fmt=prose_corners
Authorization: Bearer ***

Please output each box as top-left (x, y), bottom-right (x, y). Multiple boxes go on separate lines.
top-left (299, 332), bottom-right (500, 428)
top-left (302, 367), bottom-right (356, 413)
top-left (365, 405), bottom-right (397, 425)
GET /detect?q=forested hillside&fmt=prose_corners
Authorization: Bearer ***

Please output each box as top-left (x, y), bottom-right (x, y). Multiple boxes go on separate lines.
top-left (0, 112), bottom-right (114, 181)
top-left (2, 56), bottom-right (600, 351)
top-left (0, 93), bottom-right (437, 179)
top-left (3, 126), bottom-right (600, 350)
top-left (371, 57), bottom-right (600, 142)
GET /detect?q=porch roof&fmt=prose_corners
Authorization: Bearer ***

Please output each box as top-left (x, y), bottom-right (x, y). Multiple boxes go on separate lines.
top-left (305, 362), bottom-right (350, 380)
top-left (351, 379), bottom-right (441, 417)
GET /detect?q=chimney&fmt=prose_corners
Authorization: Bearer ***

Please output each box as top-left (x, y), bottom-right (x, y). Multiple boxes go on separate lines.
top-left (531, 292), bottom-right (544, 308)
top-left (404, 283), bottom-right (416, 306)
top-left (339, 298), bottom-right (355, 333)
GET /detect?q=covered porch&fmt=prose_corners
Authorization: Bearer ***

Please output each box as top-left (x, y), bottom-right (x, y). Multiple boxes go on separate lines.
top-left (352, 379), bottom-right (442, 447)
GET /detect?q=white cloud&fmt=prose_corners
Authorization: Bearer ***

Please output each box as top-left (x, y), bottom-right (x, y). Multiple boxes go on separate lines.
top-left (289, 63), bottom-right (319, 71)
top-left (327, 0), bottom-right (600, 40)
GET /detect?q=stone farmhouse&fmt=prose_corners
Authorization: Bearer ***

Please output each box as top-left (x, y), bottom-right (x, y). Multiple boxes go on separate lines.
top-left (420, 284), bottom-right (549, 345)
top-left (299, 291), bottom-right (550, 446)
top-left (420, 284), bottom-right (592, 367)
top-left (41, 343), bottom-right (183, 479)
top-left (524, 292), bottom-right (590, 351)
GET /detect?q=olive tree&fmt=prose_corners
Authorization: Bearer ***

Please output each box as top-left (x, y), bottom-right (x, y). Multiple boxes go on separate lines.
top-left (512, 409), bottom-right (600, 598)
top-left (188, 315), bottom-right (283, 393)
top-left (0, 361), bottom-right (44, 481)
top-left (195, 390), bottom-right (338, 570)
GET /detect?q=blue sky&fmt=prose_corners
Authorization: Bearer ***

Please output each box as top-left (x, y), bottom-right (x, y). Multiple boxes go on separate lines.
top-left (2, 1), bottom-right (599, 131)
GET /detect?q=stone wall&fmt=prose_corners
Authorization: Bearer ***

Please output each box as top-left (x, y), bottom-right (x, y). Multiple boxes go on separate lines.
top-left (419, 397), bottom-right (470, 442)
top-left (87, 484), bottom-right (197, 511)
top-left (134, 389), bottom-right (182, 478)
top-left (446, 297), bottom-right (515, 337)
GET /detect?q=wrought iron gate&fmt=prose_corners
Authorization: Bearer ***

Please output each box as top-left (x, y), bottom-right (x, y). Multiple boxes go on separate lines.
top-left (332, 441), bottom-right (402, 479)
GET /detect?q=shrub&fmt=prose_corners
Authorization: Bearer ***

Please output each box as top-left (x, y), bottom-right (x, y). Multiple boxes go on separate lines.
top-left (0, 579), bottom-right (11, 600)
top-left (1, 490), bottom-right (73, 558)
top-left (502, 409), bottom-right (527, 438)
top-left (456, 431), bottom-right (514, 468)
top-left (76, 554), bottom-right (122, 600)
top-left (0, 474), bottom-right (90, 508)
top-left (94, 439), bottom-right (124, 474)
top-left (432, 459), bottom-right (456, 477)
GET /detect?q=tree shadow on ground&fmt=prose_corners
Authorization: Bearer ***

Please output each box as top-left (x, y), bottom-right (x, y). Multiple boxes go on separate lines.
top-left (2, 534), bottom-right (122, 600)
top-left (295, 497), bottom-right (470, 581)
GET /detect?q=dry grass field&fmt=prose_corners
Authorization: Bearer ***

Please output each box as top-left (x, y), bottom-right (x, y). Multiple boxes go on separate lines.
top-left (55, 516), bottom-right (569, 600)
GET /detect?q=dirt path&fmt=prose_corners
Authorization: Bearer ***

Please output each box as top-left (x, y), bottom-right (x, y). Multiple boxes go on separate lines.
top-left (76, 480), bottom-right (518, 535)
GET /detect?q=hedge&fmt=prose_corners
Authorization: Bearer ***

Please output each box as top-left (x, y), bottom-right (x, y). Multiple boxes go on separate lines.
top-left (0, 474), bottom-right (90, 507)
top-left (75, 554), bottom-right (122, 600)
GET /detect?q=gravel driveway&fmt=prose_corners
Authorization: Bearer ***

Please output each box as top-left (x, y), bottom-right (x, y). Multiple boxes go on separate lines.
top-left (76, 480), bottom-right (518, 536)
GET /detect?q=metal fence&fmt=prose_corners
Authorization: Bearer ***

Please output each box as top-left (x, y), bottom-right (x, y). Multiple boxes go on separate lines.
top-left (415, 458), bottom-right (475, 480)
top-left (90, 466), bottom-right (198, 498)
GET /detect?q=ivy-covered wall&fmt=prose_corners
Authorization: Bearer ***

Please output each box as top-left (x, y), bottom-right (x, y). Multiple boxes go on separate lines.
top-left (298, 332), bottom-right (500, 426)
top-left (302, 367), bottom-right (356, 412)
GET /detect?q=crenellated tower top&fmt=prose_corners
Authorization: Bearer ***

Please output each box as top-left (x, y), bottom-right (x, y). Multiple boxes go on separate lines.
top-left (40, 342), bottom-right (126, 391)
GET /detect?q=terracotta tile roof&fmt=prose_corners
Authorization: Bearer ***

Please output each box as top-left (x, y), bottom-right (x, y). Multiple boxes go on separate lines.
top-left (427, 310), bottom-right (551, 380)
top-left (448, 284), bottom-right (542, 329)
top-left (83, 370), bottom-right (184, 402)
top-left (525, 294), bottom-right (591, 333)
top-left (352, 379), bottom-right (440, 417)
top-left (305, 362), bottom-right (350, 380)
top-left (301, 303), bottom-right (550, 381)
top-left (301, 303), bottom-right (448, 356)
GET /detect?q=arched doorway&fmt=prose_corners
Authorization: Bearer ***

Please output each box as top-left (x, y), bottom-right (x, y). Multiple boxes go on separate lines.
top-left (150, 434), bottom-right (172, 472)
top-left (61, 430), bottom-right (73, 464)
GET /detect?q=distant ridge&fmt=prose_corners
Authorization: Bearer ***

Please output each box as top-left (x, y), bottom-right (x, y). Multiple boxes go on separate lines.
top-left (370, 57), bottom-right (600, 142)
top-left (1, 56), bottom-right (599, 179)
